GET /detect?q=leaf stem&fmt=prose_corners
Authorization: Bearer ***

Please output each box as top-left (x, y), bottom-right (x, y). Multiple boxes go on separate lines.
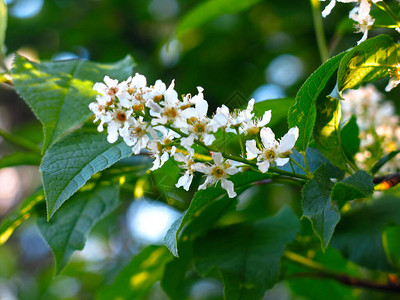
top-left (0, 128), bottom-right (41, 154)
top-left (302, 152), bottom-right (312, 177)
top-left (235, 128), bottom-right (245, 158)
top-left (310, 0), bottom-right (329, 62)
top-left (290, 157), bottom-right (309, 174)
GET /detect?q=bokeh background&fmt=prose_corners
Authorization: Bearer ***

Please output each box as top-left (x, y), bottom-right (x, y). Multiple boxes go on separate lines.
top-left (0, 0), bottom-right (399, 299)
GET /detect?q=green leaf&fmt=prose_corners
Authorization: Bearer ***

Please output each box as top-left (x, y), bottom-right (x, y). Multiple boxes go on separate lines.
top-left (383, 224), bottom-right (400, 269)
top-left (161, 241), bottom-right (193, 300)
top-left (340, 115), bottom-right (360, 161)
top-left (288, 52), bottom-right (346, 153)
top-left (253, 97), bottom-right (295, 128)
top-left (0, 152), bottom-right (41, 168)
top-left (164, 171), bottom-right (267, 257)
top-left (337, 35), bottom-right (397, 93)
top-left (0, 190), bottom-right (43, 246)
top-left (332, 195), bottom-right (400, 271)
top-left (177, 0), bottom-right (263, 38)
top-left (12, 55), bottom-right (135, 151)
top-left (98, 245), bottom-right (173, 300)
top-left (0, 0), bottom-right (7, 57)
top-left (286, 248), bottom-right (358, 300)
top-left (331, 171), bottom-right (374, 209)
top-left (194, 206), bottom-right (299, 300)
top-left (302, 165), bottom-right (339, 250)
top-left (371, 149), bottom-right (400, 175)
top-left (314, 96), bottom-right (348, 170)
top-left (37, 183), bottom-right (119, 274)
top-left (41, 129), bottom-right (132, 219)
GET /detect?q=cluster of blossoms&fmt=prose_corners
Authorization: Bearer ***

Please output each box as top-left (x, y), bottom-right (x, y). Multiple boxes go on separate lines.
top-left (320, 0), bottom-right (383, 44)
top-left (89, 74), bottom-right (298, 198)
top-left (342, 84), bottom-right (400, 173)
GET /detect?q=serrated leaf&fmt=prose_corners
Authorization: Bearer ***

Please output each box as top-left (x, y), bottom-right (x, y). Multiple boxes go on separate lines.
top-left (194, 206), bottom-right (299, 300)
top-left (0, 190), bottom-right (43, 246)
top-left (314, 96), bottom-right (348, 170)
top-left (302, 165), bottom-right (339, 250)
top-left (41, 129), bottom-right (132, 219)
top-left (340, 115), bottom-right (360, 160)
top-left (0, 0), bottom-right (7, 57)
top-left (98, 245), bottom-right (173, 300)
top-left (288, 52), bottom-right (346, 152)
top-left (337, 35), bottom-right (397, 93)
top-left (12, 55), bottom-right (135, 151)
top-left (37, 183), bottom-right (119, 274)
top-left (332, 196), bottom-right (400, 271)
top-left (177, 0), bottom-right (263, 38)
top-left (165, 171), bottom-right (267, 257)
top-left (331, 171), bottom-right (373, 208)
top-left (0, 152), bottom-right (41, 168)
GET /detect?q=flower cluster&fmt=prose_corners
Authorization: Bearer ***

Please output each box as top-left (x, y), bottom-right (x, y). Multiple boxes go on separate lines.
top-left (320, 0), bottom-right (383, 44)
top-left (342, 84), bottom-right (400, 173)
top-left (89, 74), bottom-right (298, 198)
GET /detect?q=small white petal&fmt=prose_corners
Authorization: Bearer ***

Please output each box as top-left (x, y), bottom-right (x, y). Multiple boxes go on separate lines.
top-left (221, 179), bottom-right (237, 198)
top-left (203, 133), bottom-right (216, 146)
top-left (260, 127), bottom-right (276, 149)
top-left (257, 161), bottom-right (270, 173)
top-left (275, 157), bottom-right (290, 166)
top-left (257, 110), bottom-right (272, 127)
top-left (246, 140), bottom-right (261, 160)
top-left (321, 0), bottom-right (336, 18)
top-left (212, 152), bottom-right (224, 165)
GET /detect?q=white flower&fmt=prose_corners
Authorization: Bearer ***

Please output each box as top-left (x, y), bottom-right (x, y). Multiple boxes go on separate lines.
top-left (173, 152), bottom-right (196, 191)
top-left (147, 126), bottom-right (178, 171)
top-left (119, 116), bottom-right (156, 154)
top-left (89, 99), bottom-right (113, 132)
top-left (321, 0), bottom-right (358, 18)
top-left (179, 87), bottom-right (216, 148)
top-left (246, 127), bottom-right (298, 173)
top-left (385, 65), bottom-right (400, 92)
top-left (193, 152), bottom-right (240, 198)
top-left (240, 109), bottom-right (271, 135)
top-left (146, 80), bottom-right (187, 126)
top-left (106, 105), bottom-right (133, 143)
top-left (93, 76), bottom-right (130, 107)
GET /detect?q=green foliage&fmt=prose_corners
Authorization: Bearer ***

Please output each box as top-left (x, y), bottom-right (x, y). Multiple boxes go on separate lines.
top-left (288, 52), bottom-right (346, 153)
top-left (286, 248), bottom-right (359, 300)
top-left (383, 224), bottom-right (400, 269)
top-left (41, 129), bottom-right (132, 219)
top-left (314, 96), bottom-right (348, 170)
top-left (177, 0), bottom-right (263, 38)
top-left (194, 206), bottom-right (299, 300)
top-left (165, 171), bottom-right (267, 257)
top-left (98, 245), bottom-right (173, 300)
top-left (337, 35), bottom-right (397, 93)
top-left (12, 55), bottom-right (135, 150)
top-left (332, 196), bottom-right (400, 272)
top-left (0, 190), bottom-right (43, 246)
top-left (331, 171), bottom-right (373, 209)
top-left (340, 115), bottom-right (360, 162)
top-left (37, 183), bottom-right (120, 274)
top-left (302, 165), bottom-right (339, 250)
top-left (0, 152), bottom-right (41, 168)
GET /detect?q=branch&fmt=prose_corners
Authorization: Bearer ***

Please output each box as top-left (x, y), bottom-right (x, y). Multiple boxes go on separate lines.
top-left (284, 251), bottom-right (400, 293)
top-left (288, 272), bottom-right (400, 293)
